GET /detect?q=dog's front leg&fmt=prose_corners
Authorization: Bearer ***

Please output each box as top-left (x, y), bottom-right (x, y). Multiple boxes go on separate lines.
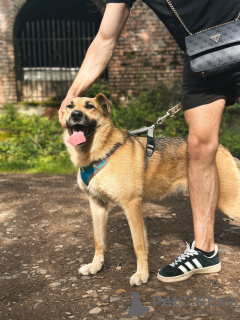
top-left (78, 195), bottom-right (108, 276)
top-left (123, 197), bottom-right (149, 286)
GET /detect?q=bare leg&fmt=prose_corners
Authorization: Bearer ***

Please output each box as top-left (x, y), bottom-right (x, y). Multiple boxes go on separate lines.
top-left (78, 195), bottom-right (108, 275)
top-left (184, 99), bottom-right (225, 252)
top-left (122, 197), bottom-right (149, 286)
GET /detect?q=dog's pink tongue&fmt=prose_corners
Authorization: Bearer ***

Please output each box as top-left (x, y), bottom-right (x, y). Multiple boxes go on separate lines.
top-left (67, 131), bottom-right (86, 146)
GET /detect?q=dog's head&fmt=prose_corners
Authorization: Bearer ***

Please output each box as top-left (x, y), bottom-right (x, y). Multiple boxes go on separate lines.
top-left (63, 93), bottom-right (112, 146)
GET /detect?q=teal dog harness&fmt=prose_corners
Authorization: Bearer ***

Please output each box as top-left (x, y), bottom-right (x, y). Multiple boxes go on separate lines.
top-left (80, 160), bottom-right (108, 186)
top-left (80, 143), bottom-right (121, 186)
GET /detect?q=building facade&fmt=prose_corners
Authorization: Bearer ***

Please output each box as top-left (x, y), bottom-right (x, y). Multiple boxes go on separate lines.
top-left (0, 0), bottom-right (183, 105)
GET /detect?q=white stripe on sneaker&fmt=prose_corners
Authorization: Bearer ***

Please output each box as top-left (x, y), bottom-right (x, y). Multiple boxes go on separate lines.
top-left (178, 265), bottom-right (188, 274)
top-left (192, 258), bottom-right (203, 269)
top-left (185, 261), bottom-right (195, 270)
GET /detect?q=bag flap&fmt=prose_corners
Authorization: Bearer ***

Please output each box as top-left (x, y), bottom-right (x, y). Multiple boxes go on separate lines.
top-left (185, 19), bottom-right (240, 56)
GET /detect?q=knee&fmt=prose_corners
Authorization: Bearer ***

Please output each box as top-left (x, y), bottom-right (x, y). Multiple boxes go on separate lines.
top-left (187, 135), bottom-right (219, 161)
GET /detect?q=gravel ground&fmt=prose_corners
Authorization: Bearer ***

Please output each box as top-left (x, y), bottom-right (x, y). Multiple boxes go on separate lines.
top-left (0, 173), bottom-right (240, 320)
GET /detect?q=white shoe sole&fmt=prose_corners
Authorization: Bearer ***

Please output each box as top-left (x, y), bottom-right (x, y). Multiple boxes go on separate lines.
top-left (157, 262), bottom-right (222, 283)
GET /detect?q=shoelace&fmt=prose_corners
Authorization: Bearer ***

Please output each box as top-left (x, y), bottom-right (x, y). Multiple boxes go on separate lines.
top-left (169, 242), bottom-right (199, 267)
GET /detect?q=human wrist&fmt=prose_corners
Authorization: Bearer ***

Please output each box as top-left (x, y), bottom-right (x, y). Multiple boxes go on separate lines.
top-left (65, 91), bottom-right (77, 101)
top-left (66, 86), bottom-right (86, 101)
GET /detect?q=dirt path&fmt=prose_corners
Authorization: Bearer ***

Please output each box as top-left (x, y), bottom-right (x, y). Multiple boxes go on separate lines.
top-left (0, 174), bottom-right (240, 320)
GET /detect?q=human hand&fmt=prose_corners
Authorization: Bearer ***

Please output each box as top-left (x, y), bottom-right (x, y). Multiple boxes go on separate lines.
top-left (59, 96), bottom-right (73, 128)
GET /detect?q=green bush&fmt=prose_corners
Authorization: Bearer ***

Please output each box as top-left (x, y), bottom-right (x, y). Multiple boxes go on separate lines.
top-left (0, 85), bottom-right (239, 174)
top-left (111, 82), bottom-right (187, 137)
top-left (85, 83), bottom-right (110, 99)
top-left (0, 104), bottom-right (75, 174)
top-left (112, 94), bottom-right (240, 157)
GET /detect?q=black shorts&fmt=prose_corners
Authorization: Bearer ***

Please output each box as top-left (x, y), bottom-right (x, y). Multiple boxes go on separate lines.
top-left (182, 53), bottom-right (240, 111)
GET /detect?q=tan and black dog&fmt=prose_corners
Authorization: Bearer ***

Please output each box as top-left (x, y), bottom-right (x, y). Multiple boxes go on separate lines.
top-left (63, 93), bottom-right (240, 286)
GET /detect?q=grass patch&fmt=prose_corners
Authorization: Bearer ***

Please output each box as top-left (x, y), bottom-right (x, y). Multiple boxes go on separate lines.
top-left (0, 158), bottom-right (76, 174)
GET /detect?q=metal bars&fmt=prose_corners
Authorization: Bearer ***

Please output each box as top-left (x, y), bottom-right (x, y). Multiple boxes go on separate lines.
top-left (14, 19), bottom-right (108, 102)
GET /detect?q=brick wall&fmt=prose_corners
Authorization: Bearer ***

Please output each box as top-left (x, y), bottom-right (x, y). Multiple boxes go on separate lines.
top-left (0, 0), bottom-right (183, 105)
top-left (0, 0), bottom-right (27, 105)
top-left (108, 0), bottom-right (184, 98)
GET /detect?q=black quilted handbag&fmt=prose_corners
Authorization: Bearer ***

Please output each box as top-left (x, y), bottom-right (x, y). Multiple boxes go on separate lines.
top-left (166, 0), bottom-right (240, 77)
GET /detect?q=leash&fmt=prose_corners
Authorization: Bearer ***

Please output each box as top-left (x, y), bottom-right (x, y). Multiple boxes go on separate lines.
top-left (129, 102), bottom-right (182, 168)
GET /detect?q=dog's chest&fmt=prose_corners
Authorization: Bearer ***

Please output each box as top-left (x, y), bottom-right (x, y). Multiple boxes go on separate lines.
top-left (88, 185), bottom-right (108, 200)
top-left (77, 171), bottom-right (111, 202)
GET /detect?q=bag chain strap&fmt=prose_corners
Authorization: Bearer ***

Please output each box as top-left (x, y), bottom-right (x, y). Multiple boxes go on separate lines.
top-left (165, 0), bottom-right (240, 36)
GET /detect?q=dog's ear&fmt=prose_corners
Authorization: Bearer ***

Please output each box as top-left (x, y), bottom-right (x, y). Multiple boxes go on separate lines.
top-left (95, 93), bottom-right (112, 116)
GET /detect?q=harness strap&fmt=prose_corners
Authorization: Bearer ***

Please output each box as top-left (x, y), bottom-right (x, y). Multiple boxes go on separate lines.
top-left (128, 126), bottom-right (155, 169)
top-left (80, 160), bottom-right (108, 186)
top-left (80, 143), bottom-right (122, 186)
top-left (128, 126), bottom-right (151, 136)
top-left (129, 103), bottom-right (182, 170)
top-left (145, 128), bottom-right (155, 169)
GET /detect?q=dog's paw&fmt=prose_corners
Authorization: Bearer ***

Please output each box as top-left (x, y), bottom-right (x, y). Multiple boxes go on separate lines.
top-left (130, 271), bottom-right (149, 286)
top-left (78, 262), bottom-right (103, 276)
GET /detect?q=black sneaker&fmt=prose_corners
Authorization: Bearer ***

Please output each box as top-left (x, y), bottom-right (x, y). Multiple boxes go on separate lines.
top-left (157, 241), bottom-right (221, 283)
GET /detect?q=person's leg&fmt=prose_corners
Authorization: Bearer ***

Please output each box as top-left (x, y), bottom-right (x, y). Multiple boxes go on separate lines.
top-left (184, 99), bottom-right (225, 252)
top-left (157, 98), bottom-right (225, 283)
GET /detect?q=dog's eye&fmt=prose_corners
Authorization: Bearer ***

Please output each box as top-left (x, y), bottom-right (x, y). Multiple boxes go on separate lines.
top-left (67, 104), bottom-right (74, 109)
top-left (85, 104), bottom-right (95, 109)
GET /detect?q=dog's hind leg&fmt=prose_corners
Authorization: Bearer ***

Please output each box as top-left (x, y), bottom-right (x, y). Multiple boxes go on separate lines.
top-left (78, 195), bottom-right (108, 276)
top-left (216, 146), bottom-right (240, 220)
top-left (122, 197), bottom-right (149, 286)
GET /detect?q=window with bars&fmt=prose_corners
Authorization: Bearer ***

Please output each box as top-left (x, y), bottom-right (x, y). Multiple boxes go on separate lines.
top-left (14, 0), bottom-right (107, 101)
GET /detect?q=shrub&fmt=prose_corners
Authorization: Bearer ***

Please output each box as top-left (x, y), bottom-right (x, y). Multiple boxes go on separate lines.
top-left (112, 94), bottom-right (240, 157)
top-left (85, 83), bottom-right (110, 99)
top-left (0, 86), bottom-right (239, 174)
top-left (0, 104), bottom-right (75, 174)
top-left (112, 82), bottom-right (187, 137)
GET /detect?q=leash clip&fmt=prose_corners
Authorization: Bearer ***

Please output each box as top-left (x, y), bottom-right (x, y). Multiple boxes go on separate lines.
top-left (154, 102), bottom-right (182, 126)
top-left (168, 102), bottom-right (182, 117)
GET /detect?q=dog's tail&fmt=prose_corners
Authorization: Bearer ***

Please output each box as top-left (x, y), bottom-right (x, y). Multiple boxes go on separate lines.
top-left (217, 145), bottom-right (240, 221)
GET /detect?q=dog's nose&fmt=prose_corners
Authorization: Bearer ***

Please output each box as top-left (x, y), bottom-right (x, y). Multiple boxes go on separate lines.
top-left (71, 110), bottom-right (83, 121)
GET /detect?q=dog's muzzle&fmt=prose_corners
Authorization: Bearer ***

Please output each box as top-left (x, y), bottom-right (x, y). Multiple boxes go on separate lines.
top-left (71, 110), bottom-right (83, 121)
top-left (66, 112), bottom-right (97, 146)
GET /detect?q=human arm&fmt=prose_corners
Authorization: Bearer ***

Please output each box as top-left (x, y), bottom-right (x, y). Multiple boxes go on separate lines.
top-left (59, 3), bottom-right (130, 127)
